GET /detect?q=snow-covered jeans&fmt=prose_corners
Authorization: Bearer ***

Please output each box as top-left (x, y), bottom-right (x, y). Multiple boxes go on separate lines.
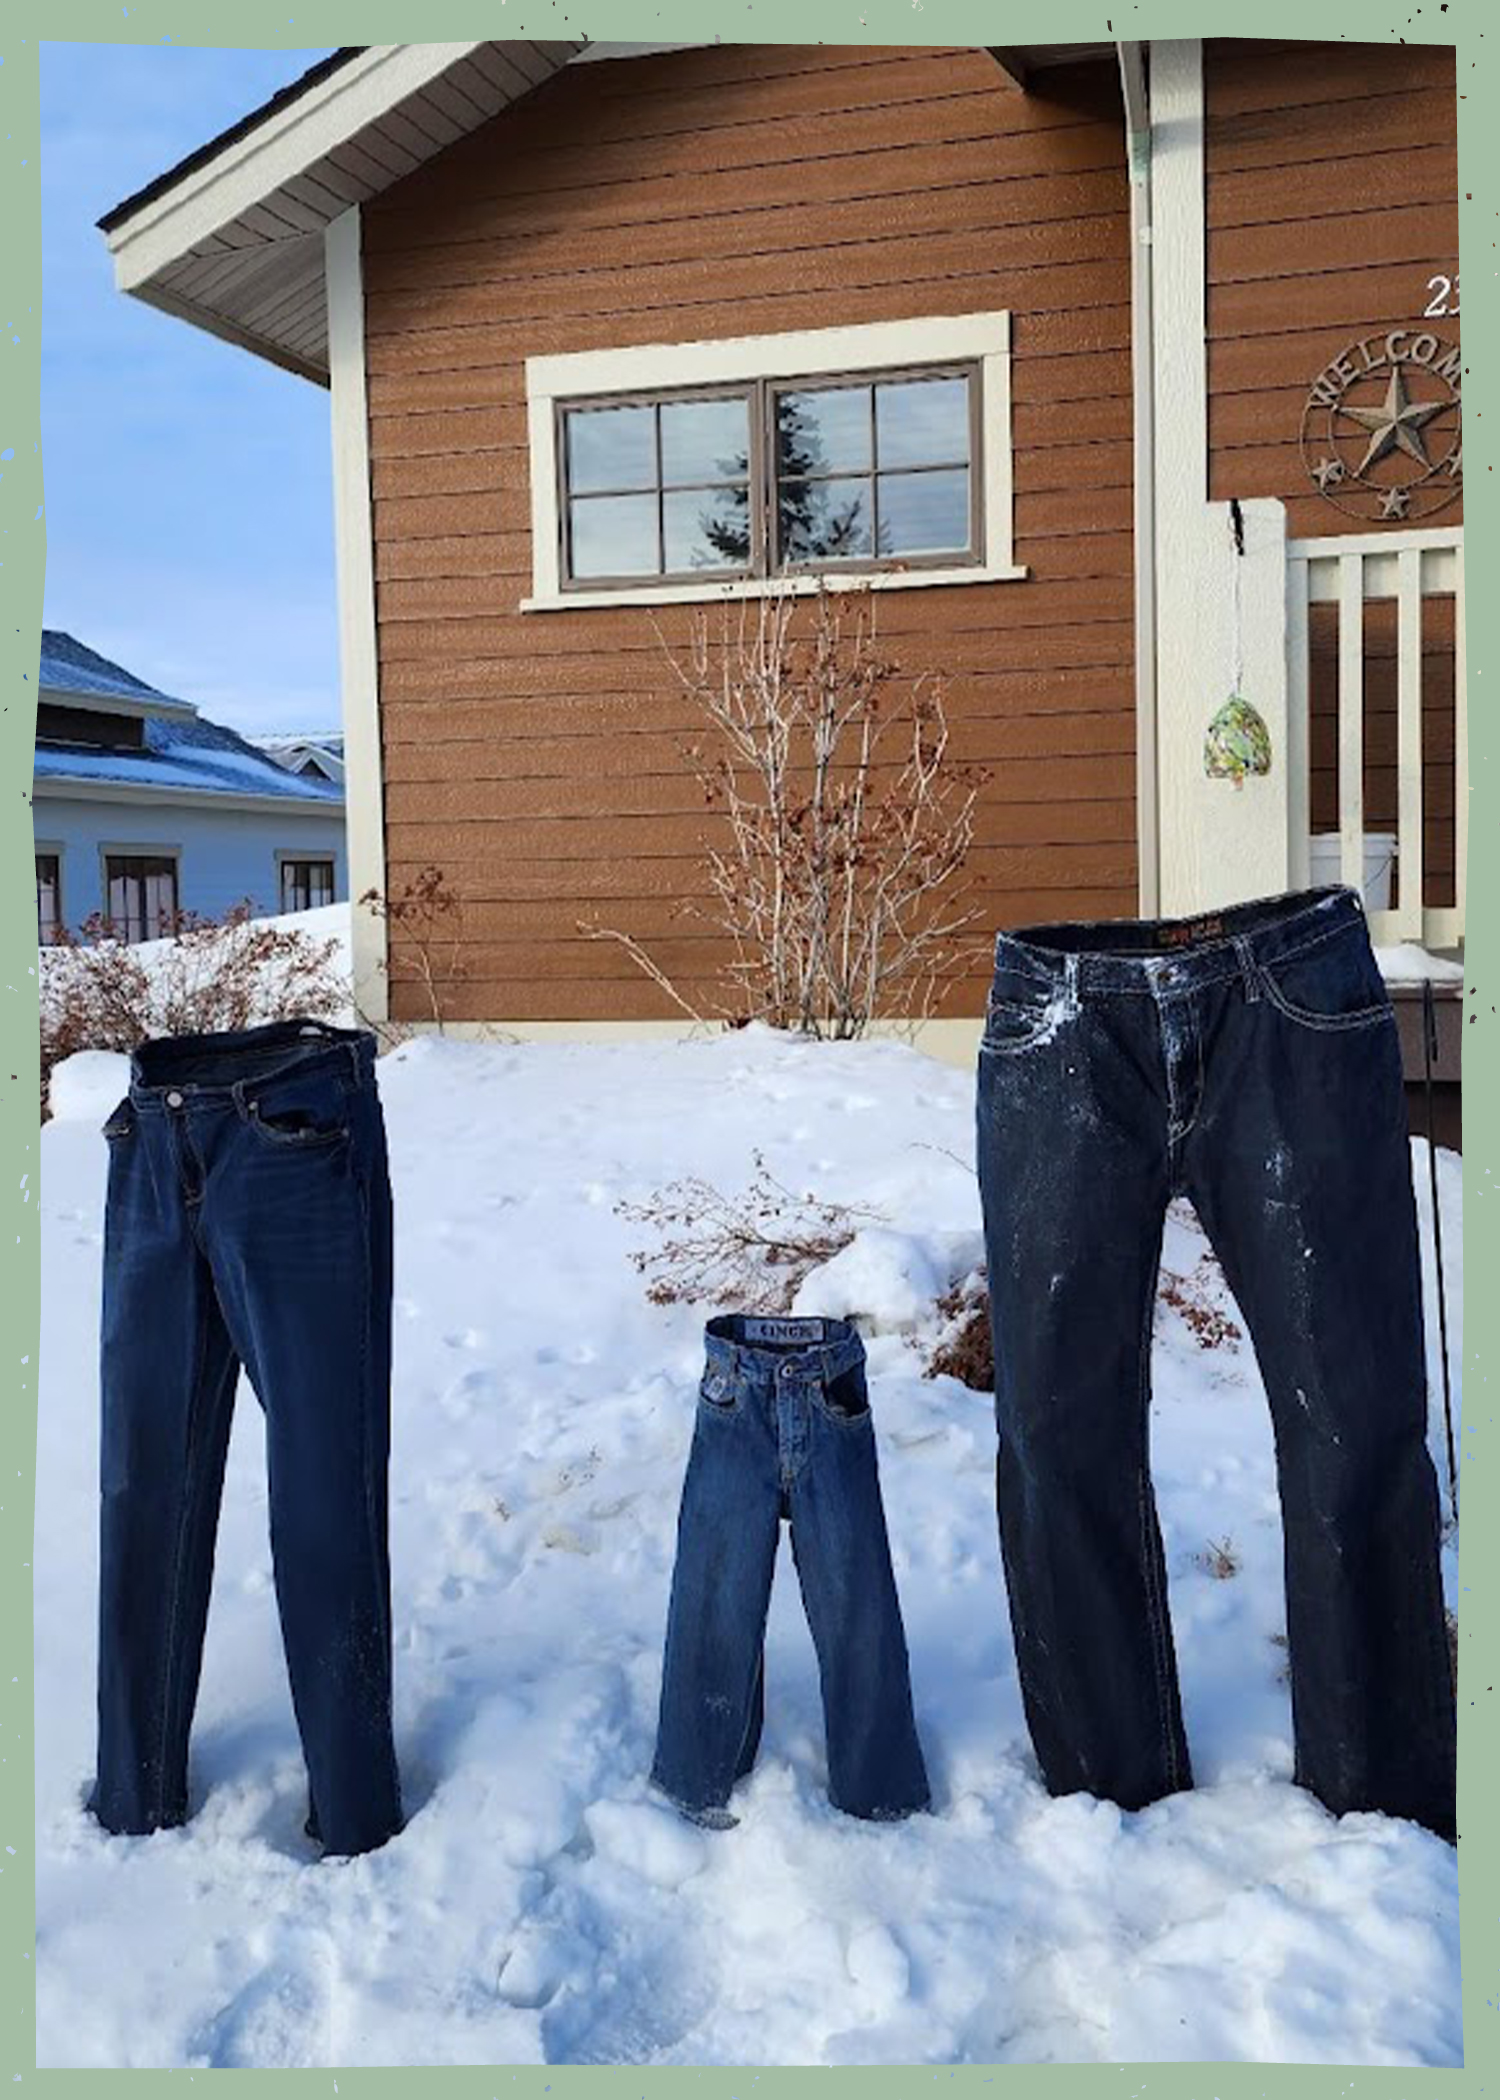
top-left (651, 1315), bottom-right (931, 1824)
top-left (976, 884), bottom-right (1457, 1843)
top-left (89, 1019), bottom-right (405, 1858)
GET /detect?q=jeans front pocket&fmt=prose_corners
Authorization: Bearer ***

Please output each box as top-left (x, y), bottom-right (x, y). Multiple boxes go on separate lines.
top-left (1258, 926), bottom-right (1392, 1032)
top-left (243, 1068), bottom-right (353, 1147)
top-left (981, 964), bottom-right (1068, 1057)
top-left (698, 1365), bottom-right (741, 1416)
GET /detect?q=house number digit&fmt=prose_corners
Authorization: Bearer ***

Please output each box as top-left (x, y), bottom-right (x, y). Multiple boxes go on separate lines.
top-left (1424, 274), bottom-right (1460, 317)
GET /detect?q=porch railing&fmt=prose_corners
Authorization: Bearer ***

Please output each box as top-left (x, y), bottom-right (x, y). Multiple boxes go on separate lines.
top-left (1285, 525), bottom-right (1465, 950)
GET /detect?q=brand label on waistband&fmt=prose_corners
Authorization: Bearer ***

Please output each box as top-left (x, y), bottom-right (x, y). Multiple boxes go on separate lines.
top-left (1156, 915), bottom-right (1225, 949)
top-left (743, 1317), bottom-right (824, 1344)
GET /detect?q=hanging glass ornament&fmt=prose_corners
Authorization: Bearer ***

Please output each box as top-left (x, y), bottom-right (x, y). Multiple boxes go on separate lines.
top-left (1204, 694), bottom-right (1273, 786)
top-left (1203, 501), bottom-right (1272, 789)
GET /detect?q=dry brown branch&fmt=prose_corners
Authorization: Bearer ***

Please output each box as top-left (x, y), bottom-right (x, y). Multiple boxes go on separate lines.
top-left (592, 583), bottom-right (988, 1037)
top-left (39, 904), bottom-right (347, 1120)
top-left (616, 1150), bottom-right (886, 1310)
top-left (360, 865), bottom-right (468, 1032)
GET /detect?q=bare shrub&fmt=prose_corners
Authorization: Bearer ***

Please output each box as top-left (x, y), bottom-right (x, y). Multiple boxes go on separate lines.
top-left (925, 1249), bottom-right (1242, 1393)
top-left (584, 584), bottom-right (987, 1038)
top-left (360, 865), bottom-right (468, 1033)
top-left (616, 1150), bottom-right (885, 1311)
top-left (926, 1269), bottom-right (993, 1390)
top-left (40, 904), bottom-right (347, 1119)
top-left (1156, 1258), bottom-right (1243, 1351)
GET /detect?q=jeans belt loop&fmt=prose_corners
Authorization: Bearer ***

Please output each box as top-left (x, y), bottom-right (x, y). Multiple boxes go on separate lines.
top-left (1233, 934), bottom-right (1262, 1003)
top-left (1064, 951), bottom-right (1082, 1014)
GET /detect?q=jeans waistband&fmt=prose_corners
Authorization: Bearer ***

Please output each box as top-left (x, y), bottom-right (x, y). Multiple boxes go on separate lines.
top-left (128, 1017), bottom-right (375, 1111)
top-left (993, 885), bottom-right (1370, 997)
top-left (703, 1314), bottom-right (865, 1389)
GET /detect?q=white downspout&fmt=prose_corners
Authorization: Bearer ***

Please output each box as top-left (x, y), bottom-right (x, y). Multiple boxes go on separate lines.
top-left (1118, 39), bottom-right (1159, 917)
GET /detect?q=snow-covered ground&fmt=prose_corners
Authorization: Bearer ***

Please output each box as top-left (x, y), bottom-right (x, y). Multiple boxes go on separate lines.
top-left (35, 1026), bottom-right (1462, 2068)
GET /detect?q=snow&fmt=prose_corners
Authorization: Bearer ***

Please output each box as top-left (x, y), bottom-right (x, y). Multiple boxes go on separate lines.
top-left (46, 1050), bottom-right (132, 1124)
top-left (34, 1024), bottom-right (1462, 2068)
top-left (1375, 943), bottom-right (1466, 987)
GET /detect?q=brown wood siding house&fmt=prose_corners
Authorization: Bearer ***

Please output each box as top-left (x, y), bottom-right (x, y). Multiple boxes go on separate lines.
top-left (96, 35), bottom-right (1465, 1110)
top-left (360, 45), bottom-right (1137, 1024)
top-left (1205, 38), bottom-right (1461, 923)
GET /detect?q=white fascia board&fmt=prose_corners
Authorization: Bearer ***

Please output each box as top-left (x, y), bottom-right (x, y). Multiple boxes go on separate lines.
top-left (32, 777), bottom-right (344, 816)
top-left (104, 43), bottom-right (491, 293)
top-left (568, 42), bottom-right (715, 61)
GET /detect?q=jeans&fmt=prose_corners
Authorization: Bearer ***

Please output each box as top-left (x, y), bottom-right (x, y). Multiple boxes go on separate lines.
top-left (651, 1315), bottom-right (931, 1824)
top-left (89, 1019), bottom-right (404, 1858)
top-left (975, 886), bottom-right (1456, 1842)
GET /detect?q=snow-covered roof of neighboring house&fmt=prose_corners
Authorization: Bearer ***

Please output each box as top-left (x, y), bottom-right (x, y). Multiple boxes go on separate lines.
top-left (35, 631), bottom-right (344, 810)
top-left (254, 732), bottom-right (346, 779)
top-left (93, 42), bottom-right (1113, 383)
top-left (38, 628), bottom-right (198, 717)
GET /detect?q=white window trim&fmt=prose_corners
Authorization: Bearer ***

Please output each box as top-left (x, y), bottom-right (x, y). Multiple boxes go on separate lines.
top-left (522, 311), bottom-right (1026, 611)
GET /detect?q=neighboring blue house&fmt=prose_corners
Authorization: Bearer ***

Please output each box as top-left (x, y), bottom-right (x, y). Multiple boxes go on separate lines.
top-left (33, 630), bottom-right (347, 943)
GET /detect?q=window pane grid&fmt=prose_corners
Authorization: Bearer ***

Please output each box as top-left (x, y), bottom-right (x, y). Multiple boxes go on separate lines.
top-left (104, 856), bottom-right (177, 944)
top-left (280, 859), bottom-right (335, 913)
top-left (558, 363), bottom-right (978, 590)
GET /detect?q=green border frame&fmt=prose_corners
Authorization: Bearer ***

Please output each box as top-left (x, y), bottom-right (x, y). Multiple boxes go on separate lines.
top-left (2, 1), bottom-right (1489, 2085)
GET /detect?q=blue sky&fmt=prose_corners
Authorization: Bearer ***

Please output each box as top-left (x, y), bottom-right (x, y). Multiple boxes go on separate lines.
top-left (39, 40), bottom-right (344, 736)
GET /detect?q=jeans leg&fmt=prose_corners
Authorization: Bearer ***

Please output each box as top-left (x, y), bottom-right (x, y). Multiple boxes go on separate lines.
top-left (91, 1126), bottom-right (239, 1835)
top-left (787, 1417), bottom-right (930, 1819)
top-left (977, 1020), bottom-right (1192, 1809)
top-left (651, 1402), bottom-right (780, 1817)
top-left (1184, 996), bottom-right (1456, 1840)
top-left (203, 1097), bottom-right (403, 1857)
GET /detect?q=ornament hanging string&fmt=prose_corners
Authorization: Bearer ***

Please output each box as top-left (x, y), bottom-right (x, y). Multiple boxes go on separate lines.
top-left (1229, 497), bottom-right (1245, 698)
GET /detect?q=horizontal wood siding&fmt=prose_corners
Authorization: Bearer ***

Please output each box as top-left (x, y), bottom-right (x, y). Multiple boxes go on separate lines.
top-left (1206, 39), bottom-right (1459, 531)
top-left (362, 45), bottom-right (1135, 1023)
top-left (1206, 39), bottom-right (1460, 921)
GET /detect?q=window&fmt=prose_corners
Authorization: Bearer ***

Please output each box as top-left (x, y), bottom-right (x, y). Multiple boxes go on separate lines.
top-left (525, 313), bottom-right (1023, 611)
top-left (36, 703), bottom-right (144, 752)
top-left (103, 855), bottom-right (178, 943)
top-left (36, 853), bottom-right (61, 944)
top-left (280, 858), bottom-right (335, 913)
top-left (557, 370), bottom-right (978, 588)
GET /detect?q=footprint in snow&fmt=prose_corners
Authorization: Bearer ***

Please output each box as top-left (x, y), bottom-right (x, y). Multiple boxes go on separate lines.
top-left (186, 1929), bottom-right (338, 2069)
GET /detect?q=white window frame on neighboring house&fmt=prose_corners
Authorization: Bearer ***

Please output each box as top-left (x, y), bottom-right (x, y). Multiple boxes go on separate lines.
top-left (522, 312), bottom-right (1026, 611)
top-left (35, 845), bottom-right (63, 945)
top-left (276, 851), bottom-right (337, 914)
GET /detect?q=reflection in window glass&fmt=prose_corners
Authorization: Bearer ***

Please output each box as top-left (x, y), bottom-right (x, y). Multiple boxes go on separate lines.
top-left (660, 397), bottom-right (749, 487)
top-left (558, 365), bottom-right (979, 585)
top-left (664, 487), bottom-right (752, 571)
top-left (566, 404), bottom-right (655, 494)
top-left (778, 477), bottom-right (874, 563)
top-left (774, 370), bottom-right (974, 569)
top-left (777, 387), bottom-right (872, 477)
top-left (874, 377), bottom-right (969, 468)
top-left (568, 493), bottom-right (661, 579)
top-left (877, 468), bottom-right (970, 554)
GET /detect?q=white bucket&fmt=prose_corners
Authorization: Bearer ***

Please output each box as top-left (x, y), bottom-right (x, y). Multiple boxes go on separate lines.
top-left (1308, 831), bottom-right (1397, 910)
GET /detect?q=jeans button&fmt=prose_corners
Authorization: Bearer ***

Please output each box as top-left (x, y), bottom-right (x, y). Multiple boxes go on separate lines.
top-left (165, 1090), bottom-right (184, 1108)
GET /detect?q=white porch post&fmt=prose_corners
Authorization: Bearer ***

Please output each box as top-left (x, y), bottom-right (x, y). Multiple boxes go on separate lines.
top-left (325, 204), bottom-right (388, 1026)
top-left (1149, 40), bottom-right (1293, 915)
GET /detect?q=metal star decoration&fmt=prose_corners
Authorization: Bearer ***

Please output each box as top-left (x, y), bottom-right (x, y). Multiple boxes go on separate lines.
top-left (1338, 365), bottom-right (1446, 477)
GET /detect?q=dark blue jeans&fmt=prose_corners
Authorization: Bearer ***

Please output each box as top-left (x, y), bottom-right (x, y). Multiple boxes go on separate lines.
top-left (976, 886), bottom-right (1456, 1842)
top-left (88, 1019), bottom-right (404, 1858)
top-left (651, 1315), bottom-right (931, 1824)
